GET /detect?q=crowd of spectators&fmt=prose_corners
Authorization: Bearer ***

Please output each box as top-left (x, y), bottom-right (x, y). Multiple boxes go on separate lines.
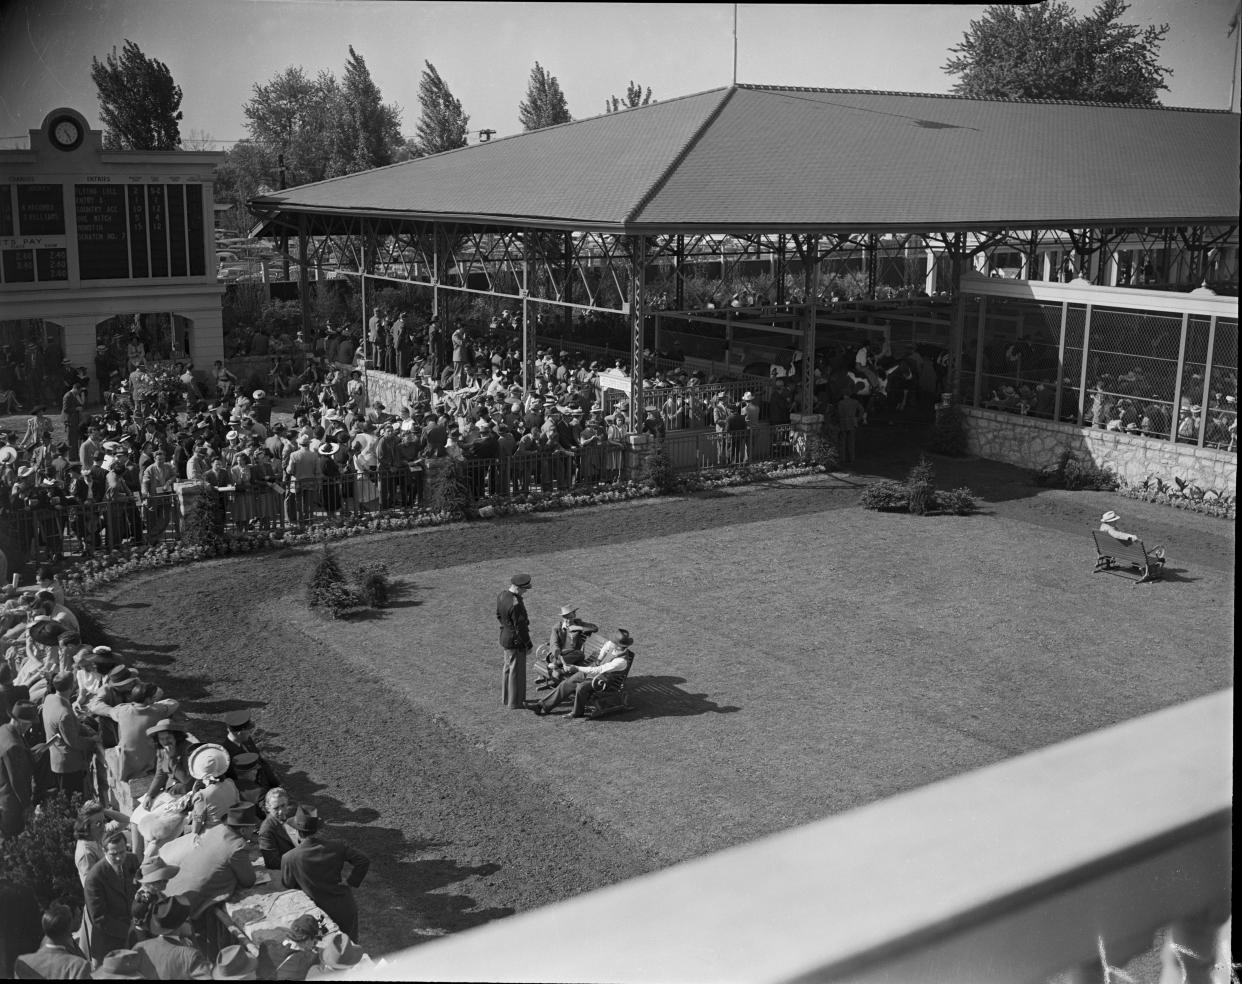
top-left (0, 579), bottom-right (376, 979)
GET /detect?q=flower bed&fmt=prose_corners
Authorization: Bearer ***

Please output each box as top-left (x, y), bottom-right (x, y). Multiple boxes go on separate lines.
top-left (60, 460), bottom-right (823, 596)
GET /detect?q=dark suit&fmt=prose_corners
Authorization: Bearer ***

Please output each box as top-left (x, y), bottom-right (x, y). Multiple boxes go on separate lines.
top-left (83, 854), bottom-right (140, 962)
top-left (281, 836), bottom-right (370, 942)
top-left (134, 933), bottom-right (212, 980)
top-left (496, 588), bottom-right (531, 709)
top-left (12, 939), bottom-right (91, 979)
top-left (0, 721), bottom-right (34, 837)
top-left (258, 814), bottom-right (296, 869)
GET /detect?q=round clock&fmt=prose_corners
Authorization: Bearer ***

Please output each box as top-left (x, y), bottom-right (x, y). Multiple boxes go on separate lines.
top-left (49, 115), bottom-right (84, 151)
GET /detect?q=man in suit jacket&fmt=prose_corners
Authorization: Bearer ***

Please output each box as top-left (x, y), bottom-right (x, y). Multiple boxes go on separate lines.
top-left (133, 895), bottom-right (212, 980)
top-left (83, 830), bottom-right (140, 963)
top-left (0, 701), bottom-right (40, 838)
top-left (41, 672), bottom-right (97, 795)
top-left (280, 807), bottom-right (370, 942)
top-left (164, 804), bottom-right (258, 918)
top-left (12, 902), bottom-right (91, 979)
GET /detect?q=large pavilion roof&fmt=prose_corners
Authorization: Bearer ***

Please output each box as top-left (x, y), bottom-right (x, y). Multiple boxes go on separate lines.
top-left (249, 84), bottom-right (1240, 235)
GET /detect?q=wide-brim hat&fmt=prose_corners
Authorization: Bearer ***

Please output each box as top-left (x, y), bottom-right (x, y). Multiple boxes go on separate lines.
top-left (188, 743), bottom-right (231, 780)
top-left (559, 604), bottom-right (578, 617)
top-left (1100, 510), bottom-right (1120, 524)
top-left (742, 391), bottom-right (755, 401)
top-left (150, 893), bottom-right (191, 931)
top-left (17, 464), bottom-right (36, 479)
top-left (212, 944), bottom-right (259, 980)
top-left (319, 931), bottom-right (364, 970)
top-left (94, 949), bottom-right (145, 979)
top-left (252, 390), bottom-right (266, 400)
top-left (28, 617), bottom-right (66, 646)
top-left (318, 443), bottom-right (339, 456)
top-left (223, 803), bottom-right (259, 828)
top-left (146, 718), bottom-right (187, 738)
top-left (609, 628), bottom-right (634, 648)
top-left (286, 805), bottom-right (319, 833)
top-left (0, 446), bottom-right (17, 465)
top-left (8, 700), bottom-right (38, 724)
top-left (140, 863), bottom-right (180, 885)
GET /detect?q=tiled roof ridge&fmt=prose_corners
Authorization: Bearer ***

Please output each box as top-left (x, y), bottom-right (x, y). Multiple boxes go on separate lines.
top-left (737, 82), bottom-right (1237, 114)
top-left (624, 87), bottom-right (737, 227)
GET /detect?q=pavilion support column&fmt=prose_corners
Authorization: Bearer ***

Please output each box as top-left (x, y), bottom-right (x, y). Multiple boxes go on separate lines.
top-left (800, 235), bottom-right (819, 415)
top-left (297, 216), bottom-right (311, 340)
top-left (947, 232), bottom-right (966, 394)
top-left (522, 231), bottom-right (534, 393)
top-left (866, 233), bottom-right (878, 299)
top-left (674, 234), bottom-right (685, 313)
top-left (562, 231), bottom-right (573, 335)
top-left (628, 235), bottom-right (647, 428)
top-left (776, 234), bottom-right (787, 306)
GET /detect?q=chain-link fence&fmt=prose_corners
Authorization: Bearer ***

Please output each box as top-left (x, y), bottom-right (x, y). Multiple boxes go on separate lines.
top-left (962, 290), bottom-right (1237, 453)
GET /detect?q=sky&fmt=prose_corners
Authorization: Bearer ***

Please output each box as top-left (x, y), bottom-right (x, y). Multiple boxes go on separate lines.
top-left (0, 0), bottom-right (1239, 149)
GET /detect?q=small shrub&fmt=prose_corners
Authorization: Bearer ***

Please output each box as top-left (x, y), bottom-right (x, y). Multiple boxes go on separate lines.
top-left (1034, 450), bottom-right (1120, 491)
top-left (307, 546), bottom-right (346, 611)
top-left (928, 403), bottom-right (970, 457)
top-left (320, 581), bottom-right (370, 619)
top-left (0, 791), bottom-right (84, 909)
top-left (935, 486), bottom-right (978, 515)
top-left (425, 458), bottom-right (472, 515)
top-left (801, 431), bottom-right (840, 471)
top-left (352, 562), bottom-right (391, 608)
top-left (181, 492), bottom-right (224, 551)
top-left (642, 441), bottom-right (681, 495)
top-left (905, 456), bottom-right (936, 516)
top-left (860, 480), bottom-right (910, 512)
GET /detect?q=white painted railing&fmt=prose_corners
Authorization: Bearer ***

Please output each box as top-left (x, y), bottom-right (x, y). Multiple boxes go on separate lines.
top-left (337, 690), bottom-right (1232, 983)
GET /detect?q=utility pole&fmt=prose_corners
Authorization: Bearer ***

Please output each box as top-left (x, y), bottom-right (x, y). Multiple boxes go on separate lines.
top-left (732, 3), bottom-right (738, 85)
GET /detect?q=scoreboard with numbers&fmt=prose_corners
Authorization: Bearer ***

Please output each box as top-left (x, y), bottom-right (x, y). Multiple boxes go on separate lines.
top-left (0, 179), bottom-right (210, 286)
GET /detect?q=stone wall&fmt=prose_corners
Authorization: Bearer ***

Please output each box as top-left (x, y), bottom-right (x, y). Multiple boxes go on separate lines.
top-left (962, 407), bottom-right (1238, 493)
top-left (361, 369), bottom-right (421, 411)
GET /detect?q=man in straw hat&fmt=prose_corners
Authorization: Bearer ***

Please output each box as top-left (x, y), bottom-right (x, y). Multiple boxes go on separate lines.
top-left (496, 572), bottom-right (533, 709)
top-left (531, 629), bottom-right (636, 719)
top-left (280, 805), bottom-right (371, 943)
top-left (133, 894), bottom-right (212, 980)
top-left (1099, 510), bottom-right (1165, 562)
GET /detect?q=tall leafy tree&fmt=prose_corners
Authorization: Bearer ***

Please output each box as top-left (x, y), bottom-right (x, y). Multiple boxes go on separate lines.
top-left (606, 81), bottom-right (654, 113)
top-left (330, 46), bottom-right (404, 174)
top-left (943, 0), bottom-right (1171, 104)
top-left (244, 66), bottom-right (340, 186)
top-left (414, 61), bottom-right (470, 156)
top-left (90, 40), bottom-right (183, 149)
top-left (518, 62), bottom-right (572, 131)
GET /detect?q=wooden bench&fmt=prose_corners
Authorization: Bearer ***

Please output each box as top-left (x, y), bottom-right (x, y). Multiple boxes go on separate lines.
top-left (1091, 531), bottom-right (1164, 586)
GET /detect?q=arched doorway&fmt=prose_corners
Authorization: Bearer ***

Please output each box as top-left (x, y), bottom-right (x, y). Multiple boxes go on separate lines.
top-left (0, 317), bottom-right (67, 405)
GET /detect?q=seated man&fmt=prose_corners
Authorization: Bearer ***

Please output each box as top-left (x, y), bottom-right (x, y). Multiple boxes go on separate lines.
top-left (531, 629), bottom-right (634, 719)
top-left (1099, 510), bottom-right (1164, 562)
top-left (541, 604), bottom-right (599, 674)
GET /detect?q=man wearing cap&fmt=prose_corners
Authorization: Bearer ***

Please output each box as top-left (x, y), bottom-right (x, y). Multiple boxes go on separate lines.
top-left (133, 895), bottom-right (212, 979)
top-left (1, 700), bottom-right (42, 838)
top-left (42, 670), bottom-right (98, 795)
top-left (280, 807), bottom-right (370, 943)
top-left (12, 902), bottom-right (91, 979)
top-left (496, 573), bottom-right (533, 709)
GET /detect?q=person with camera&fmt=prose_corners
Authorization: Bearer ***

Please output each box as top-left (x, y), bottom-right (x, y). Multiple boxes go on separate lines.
top-left (537, 604), bottom-right (599, 686)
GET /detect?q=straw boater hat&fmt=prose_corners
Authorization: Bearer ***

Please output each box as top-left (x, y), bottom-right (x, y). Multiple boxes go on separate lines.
top-left (1100, 511), bottom-right (1120, 524)
top-left (188, 743), bottom-right (231, 780)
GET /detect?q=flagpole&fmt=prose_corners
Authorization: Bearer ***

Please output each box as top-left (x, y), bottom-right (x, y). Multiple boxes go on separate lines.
top-left (732, 3), bottom-right (738, 85)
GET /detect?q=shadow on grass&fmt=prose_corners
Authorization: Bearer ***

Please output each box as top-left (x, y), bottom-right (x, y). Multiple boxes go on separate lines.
top-left (271, 769), bottom-right (516, 944)
top-left (616, 675), bottom-right (741, 720)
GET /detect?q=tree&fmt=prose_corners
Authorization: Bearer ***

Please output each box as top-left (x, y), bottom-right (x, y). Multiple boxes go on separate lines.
top-left (943, 0), bottom-right (1171, 105)
top-left (329, 46), bottom-right (404, 175)
top-left (244, 66), bottom-right (340, 186)
top-left (606, 81), bottom-right (654, 113)
top-left (518, 62), bottom-right (572, 131)
top-left (214, 140), bottom-right (277, 234)
top-left (90, 40), bottom-right (183, 149)
top-left (414, 61), bottom-right (470, 156)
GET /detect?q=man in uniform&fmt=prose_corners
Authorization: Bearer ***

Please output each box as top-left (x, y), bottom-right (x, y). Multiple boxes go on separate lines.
top-left (496, 572), bottom-right (532, 709)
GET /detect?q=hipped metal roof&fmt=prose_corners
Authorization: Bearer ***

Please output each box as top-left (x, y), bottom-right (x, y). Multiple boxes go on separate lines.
top-left (249, 84), bottom-right (1240, 235)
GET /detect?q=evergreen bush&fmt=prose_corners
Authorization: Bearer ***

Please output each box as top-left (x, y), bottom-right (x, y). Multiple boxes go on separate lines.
top-left (905, 456), bottom-right (936, 516)
top-left (180, 492), bottom-right (224, 552)
top-left (801, 431), bottom-right (840, 471)
top-left (642, 440), bottom-right (681, 494)
top-left (307, 546), bottom-right (346, 612)
top-left (425, 458), bottom-right (472, 516)
top-left (1034, 450), bottom-right (1120, 491)
top-left (928, 403), bottom-right (970, 457)
top-left (0, 791), bottom-right (84, 909)
top-left (351, 562), bottom-right (392, 608)
top-left (935, 487), bottom-right (978, 515)
top-left (859, 480), bottom-right (910, 512)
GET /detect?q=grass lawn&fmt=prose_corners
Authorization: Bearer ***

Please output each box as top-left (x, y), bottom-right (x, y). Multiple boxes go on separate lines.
top-left (79, 444), bottom-right (1234, 960)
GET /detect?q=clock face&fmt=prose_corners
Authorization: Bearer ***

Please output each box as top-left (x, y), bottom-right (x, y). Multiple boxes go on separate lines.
top-left (50, 117), bottom-right (83, 150)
